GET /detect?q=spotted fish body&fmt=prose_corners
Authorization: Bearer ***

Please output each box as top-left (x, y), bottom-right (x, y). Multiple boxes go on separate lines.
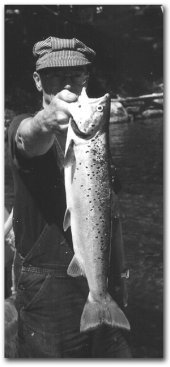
top-left (64, 88), bottom-right (130, 333)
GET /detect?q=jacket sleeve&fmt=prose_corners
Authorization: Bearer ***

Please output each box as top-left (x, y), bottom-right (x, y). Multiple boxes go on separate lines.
top-left (8, 114), bottom-right (32, 170)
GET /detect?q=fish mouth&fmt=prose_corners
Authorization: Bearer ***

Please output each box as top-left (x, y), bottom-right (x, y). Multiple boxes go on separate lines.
top-left (70, 119), bottom-right (94, 140)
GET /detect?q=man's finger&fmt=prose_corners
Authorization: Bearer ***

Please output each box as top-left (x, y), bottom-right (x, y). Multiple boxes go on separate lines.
top-left (56, 111), bottom-right (70, 126)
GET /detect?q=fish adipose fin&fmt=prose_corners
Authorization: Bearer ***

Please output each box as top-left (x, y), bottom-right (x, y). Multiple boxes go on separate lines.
top-left (80, 294), bottom-right (130, 333)
top-left (63, 208), bottom-right (71, 231)
top-left (67, 255), bottom-right (85, 277)
top-left (64, 139), bottom-right (75, 167)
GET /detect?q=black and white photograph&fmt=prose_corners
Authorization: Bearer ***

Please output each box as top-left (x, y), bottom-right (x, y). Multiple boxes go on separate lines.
top-left (4, 3), bottom-right (163, 359)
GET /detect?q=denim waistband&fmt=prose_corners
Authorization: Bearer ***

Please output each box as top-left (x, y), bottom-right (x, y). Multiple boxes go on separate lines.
top-left (17, 250), bottom-right (71, 277)
top-left (21, 263), bottom-right (69, 278)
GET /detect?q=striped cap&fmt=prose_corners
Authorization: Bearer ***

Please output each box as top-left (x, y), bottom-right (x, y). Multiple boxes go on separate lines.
top-left (33, 37), bottom-right (96, 70)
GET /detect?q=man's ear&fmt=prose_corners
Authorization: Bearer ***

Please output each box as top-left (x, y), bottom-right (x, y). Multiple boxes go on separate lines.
top-left (33, 72), bottom-right (43, 92)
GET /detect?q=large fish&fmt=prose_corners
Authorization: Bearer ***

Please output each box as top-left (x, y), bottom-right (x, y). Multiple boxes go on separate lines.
top-left (63, 88), bottom-right (130, 333)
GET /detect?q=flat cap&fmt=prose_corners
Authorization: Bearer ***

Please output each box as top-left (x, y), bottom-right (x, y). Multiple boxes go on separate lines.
top-left (33, 36), bottom-right (96, 70)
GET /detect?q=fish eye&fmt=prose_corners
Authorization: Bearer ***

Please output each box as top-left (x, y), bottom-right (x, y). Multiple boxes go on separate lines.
top-left (97, 105), bottom-right (103, 112)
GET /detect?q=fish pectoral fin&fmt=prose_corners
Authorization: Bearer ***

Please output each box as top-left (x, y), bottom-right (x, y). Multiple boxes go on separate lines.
top-left (67, 255), bottom-right (85, 277)
top-left (63, 208), bottom-right (71, 231)
top-left (64, 139), bottom-right (75, 167)
top-left (80, 293), bottom-right (130, 333)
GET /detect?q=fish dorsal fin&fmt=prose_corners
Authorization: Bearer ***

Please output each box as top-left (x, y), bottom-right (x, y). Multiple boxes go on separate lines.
top-left (67, 255), bottom-right (85, 277)
top-left (63, 208), bottom-right (71, 232)
top-left (64, 139), bottom-right (75, 167)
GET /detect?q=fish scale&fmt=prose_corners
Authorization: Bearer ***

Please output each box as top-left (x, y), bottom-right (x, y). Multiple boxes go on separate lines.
top-left (63, 88), bottom-right (130, 332)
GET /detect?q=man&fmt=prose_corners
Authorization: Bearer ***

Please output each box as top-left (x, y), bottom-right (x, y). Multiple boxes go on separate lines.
top-left (8, 36), bottom-right (131, 358)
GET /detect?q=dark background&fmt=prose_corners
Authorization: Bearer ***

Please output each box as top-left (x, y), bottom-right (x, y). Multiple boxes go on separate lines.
top-left (5, 4), bottom-right (163, 113)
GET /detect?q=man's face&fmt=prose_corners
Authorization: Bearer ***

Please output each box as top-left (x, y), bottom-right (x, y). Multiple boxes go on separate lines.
top-left (36, 66), bottom-right (89, 104)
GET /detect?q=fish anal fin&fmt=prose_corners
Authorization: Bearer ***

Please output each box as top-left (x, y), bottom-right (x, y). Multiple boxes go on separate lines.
top-left (80, 293), bottom-right (130, 333)
top-left (67, 255), bottom-right (84, 277)
top-left (64, 139), bottom-right (75, 167)
top-left (63, 208), bottom-right (71, 232)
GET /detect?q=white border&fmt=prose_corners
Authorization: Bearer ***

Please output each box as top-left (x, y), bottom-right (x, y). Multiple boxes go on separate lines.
top-left (1, 2), bottom-right (168, 366)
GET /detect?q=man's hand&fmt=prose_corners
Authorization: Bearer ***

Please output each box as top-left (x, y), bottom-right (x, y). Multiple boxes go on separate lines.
top-left (47, 90), bottom-right (78, 131)
top-left (15, 90), bottom-right (79, 157)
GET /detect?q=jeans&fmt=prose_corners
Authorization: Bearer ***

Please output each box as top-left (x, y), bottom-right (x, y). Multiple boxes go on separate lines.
top-left (15, 264), bottom-right (131, 358)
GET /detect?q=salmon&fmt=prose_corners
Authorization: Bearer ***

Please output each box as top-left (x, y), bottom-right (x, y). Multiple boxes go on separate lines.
top-left (63, 88), bottom-right (130, 333)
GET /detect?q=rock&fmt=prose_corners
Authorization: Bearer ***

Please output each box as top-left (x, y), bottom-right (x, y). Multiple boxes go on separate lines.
top-left (142, 109), bottom-right (163, 118)
top-left (126, 106), bottom-right (142, 115)
top-left (125, 101), bottom-right (145, 107)
top-left (153, 98), bottom-right (163, 107)
top-left (110, 101), bottom-right (129, 123)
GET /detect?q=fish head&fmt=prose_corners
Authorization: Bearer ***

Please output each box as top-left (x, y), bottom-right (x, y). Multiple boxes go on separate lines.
top-left (69, 87), bottom-right (110, 138)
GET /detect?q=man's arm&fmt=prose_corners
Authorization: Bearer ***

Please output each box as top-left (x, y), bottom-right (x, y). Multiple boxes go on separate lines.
top-left (15, 90), bottom-right (78, 158)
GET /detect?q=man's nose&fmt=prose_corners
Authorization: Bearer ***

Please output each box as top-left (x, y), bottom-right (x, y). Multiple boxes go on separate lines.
top-left (62, 76), bottom-right (73, 90)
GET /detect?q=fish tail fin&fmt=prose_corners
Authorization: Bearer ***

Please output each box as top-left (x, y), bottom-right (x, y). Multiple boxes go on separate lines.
top-left (80, 293), bottom-right (130, 333)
